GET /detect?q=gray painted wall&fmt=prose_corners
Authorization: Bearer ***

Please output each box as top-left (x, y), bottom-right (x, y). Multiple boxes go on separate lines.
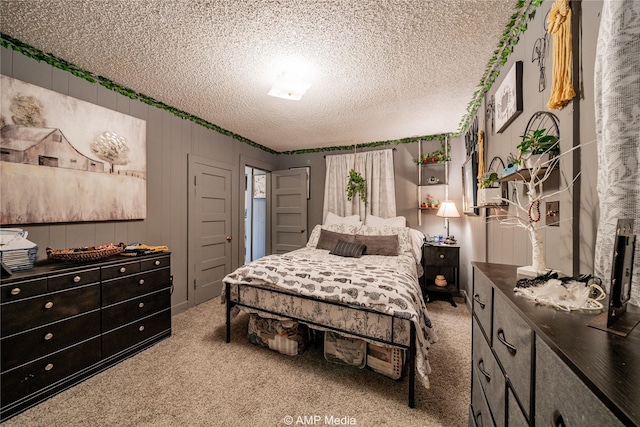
top-left (1, 45), bottom-right (278, 314)
top-left (1, 0), bottom-right (603, 312)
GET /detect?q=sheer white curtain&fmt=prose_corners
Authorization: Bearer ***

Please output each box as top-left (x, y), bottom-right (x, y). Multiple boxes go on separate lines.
top-left (323, 149), bottom-right (396, 221)
top-left (594, 0), bottom-right (640, 306)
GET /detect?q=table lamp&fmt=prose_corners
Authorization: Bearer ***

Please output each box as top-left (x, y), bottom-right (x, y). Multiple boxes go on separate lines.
top-left (436, 201), bottom-right (460, 241)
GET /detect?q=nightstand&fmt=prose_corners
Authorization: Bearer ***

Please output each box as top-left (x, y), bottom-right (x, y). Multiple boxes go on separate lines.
top-left (421, 243), bottom-right (460, 307)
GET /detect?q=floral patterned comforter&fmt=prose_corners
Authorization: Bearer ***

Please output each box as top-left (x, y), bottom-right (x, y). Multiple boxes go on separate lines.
top-left (222, 247), bottom-right (438, 388)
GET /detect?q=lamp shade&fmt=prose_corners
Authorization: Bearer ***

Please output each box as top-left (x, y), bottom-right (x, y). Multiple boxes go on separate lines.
top-left (436, 201), bottom-right (460, 218)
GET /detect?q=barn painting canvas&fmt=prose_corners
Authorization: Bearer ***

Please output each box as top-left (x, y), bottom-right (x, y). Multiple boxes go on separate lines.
top-left (0, 76), bottom-right (146, 224)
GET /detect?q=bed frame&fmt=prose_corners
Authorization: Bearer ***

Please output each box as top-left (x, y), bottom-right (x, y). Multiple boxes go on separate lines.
top-left (224, 282), bottom-right (417, 408)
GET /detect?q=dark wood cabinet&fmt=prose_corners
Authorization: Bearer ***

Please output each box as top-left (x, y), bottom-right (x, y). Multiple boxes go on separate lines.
top-left (0, 253), bottom-right (172, 422)
top-left (470, 262), bottom-right (639, 426)
top-left (421, 243), bottom-right (459, 306)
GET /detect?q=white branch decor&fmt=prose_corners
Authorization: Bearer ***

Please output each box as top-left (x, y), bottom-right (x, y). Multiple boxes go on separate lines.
top-left (488, 141), bottom-right (591, 275)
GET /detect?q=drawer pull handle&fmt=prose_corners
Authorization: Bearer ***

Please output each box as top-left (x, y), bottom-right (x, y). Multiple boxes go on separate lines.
top-left (120, 267), bottom-right (127, 273)
top-left (73, 276), bottom-right (81, 283)
top-left (44, 363), bottom-right (54, 371)
top-left (473, 294), bottom-right (486, 309)
top-left (139, 279), bottom-right (145, 285)
top-left (44, 332), bottom-right (54, 341)
top-left (553, 410), bottom-right (566, 427)
top-left (154, 260), bottom-right (161, 266)
top-left (139, 302), bottom-right (145, 308)
top-left (11, 287), bottom-right (21, 296)
top-left (496, 328), bottom-right (517, 354)
top-left (44, 301), bottom-right (54, 309)
top-left (139, 325), bottom-right (145, 332)
top-left (439, 254), bottom-right (445, 259)
top-left (477, 358), bottom-right (491, 382)
top-left (475, 411), bottom-right (483, 427)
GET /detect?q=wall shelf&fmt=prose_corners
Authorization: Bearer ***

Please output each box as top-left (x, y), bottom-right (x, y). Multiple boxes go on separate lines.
top-left (499, 166), bottom-right (557, 182)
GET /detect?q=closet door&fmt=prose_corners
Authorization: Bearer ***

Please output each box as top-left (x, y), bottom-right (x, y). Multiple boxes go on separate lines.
top-left (271, 169), bottom-right (307, 254)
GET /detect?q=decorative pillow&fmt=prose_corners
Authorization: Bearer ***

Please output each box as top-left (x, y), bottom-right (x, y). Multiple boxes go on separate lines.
top-left (357, 225), bottom-right (413, 256)
top-left (355, 234), bottom-right (399, 256)
top-left (324, 211), bottom-right (362, 226)
top-left (317, 229), bottom-right (356, 250)
top-left (330, 240), bottom-right (366, 258)
top-left (365, 215), bottom-right (406, 228)
top-left (408, 228), bottom-right (426, 263)
top-left (307, 223), bottom-right (362, 248)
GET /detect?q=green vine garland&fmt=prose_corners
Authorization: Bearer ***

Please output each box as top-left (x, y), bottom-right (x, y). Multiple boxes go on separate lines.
top-left (0, 0), bottom-right (541, 154)
top-left (346, 169), bottom-right (367, 205)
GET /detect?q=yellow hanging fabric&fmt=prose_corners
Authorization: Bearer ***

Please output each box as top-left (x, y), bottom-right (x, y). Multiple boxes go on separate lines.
top-left (477, 129), bottom-right (485, 185)
top-left (547, 0), bottom-right (575, 109)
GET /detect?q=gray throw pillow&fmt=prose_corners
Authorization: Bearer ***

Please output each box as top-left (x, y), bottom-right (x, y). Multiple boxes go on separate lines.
top-left (330, 240), bottom-right (366, 258)
top-left (317, 229), bottom-right (356, 250)
top-left (355, 234), bottom-right (399, 256)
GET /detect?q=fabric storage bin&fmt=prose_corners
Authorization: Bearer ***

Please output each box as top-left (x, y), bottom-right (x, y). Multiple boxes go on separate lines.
top-left (324, 331), bottom-right (366, 368)
top-left (247, 314), bottom-right (308, 356)
top-left (366, 342), bottom-right (404, 379)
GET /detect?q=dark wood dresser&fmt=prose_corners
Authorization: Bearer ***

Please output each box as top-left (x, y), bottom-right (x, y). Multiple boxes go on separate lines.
top-left (470, 262), bottom-right (639, 427)
top-left (0, 253), bottom-right (172, 421)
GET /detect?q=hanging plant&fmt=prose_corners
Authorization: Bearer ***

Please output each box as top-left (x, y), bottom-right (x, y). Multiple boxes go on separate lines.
top-left (346, 169), bottom-right (367, 205)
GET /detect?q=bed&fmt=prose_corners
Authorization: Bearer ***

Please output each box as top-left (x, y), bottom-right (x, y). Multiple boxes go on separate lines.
top-left (222, 221), bottom-right (438, 407)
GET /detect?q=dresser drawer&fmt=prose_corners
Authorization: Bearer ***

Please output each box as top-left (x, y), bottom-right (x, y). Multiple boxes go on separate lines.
top-left (508, 386), bottom-right (528, 427)
top-left (423, 246), bottom-right (459, 267)
top-left (535, 336), bottom-right (623, 427)
top-left (102, 267), bottom-right (171, 306)
top-left (1, 311), bottom-right (100, 371)
top-left (1, 278), bottom-right (47, 303)
top-left (47, 268), bottom-right (100, 292)
top-left (470, 364), bottom-right (496, 427)
top-left (141, 255), bottom-right (170, 272)
top-left (101, 260), bottom-right (141, 281)
top-left (473, 318), bottom-right (505, 427)
top-left (1, 285), bottom-right (101, 336)
top-left (102, 309), bottom-right (171, 358)
top-left (102, 289), bottom-right (171, 332)
top-left (492, 293), bottom-right (532, 418)
top-left (472, 269), bottom-right (493, 339)
top-left (1, 337), bottom-right (100, 406)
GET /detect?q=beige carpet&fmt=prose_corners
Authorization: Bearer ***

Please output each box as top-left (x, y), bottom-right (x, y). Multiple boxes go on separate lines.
top-left (4, 296), bottom-right (472, 427)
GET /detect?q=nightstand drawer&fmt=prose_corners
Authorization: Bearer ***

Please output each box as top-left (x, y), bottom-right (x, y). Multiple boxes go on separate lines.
top-left (423, 245), bottom-right (459, 267)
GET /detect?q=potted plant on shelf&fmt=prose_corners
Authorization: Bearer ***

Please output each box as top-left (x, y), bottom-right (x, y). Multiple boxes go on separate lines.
top-left (477, 171), bottom-right (502, 206)
top-left (413, 140), bottom-right (452, 165)
top-left (514, 128), bottom-right (559, 169)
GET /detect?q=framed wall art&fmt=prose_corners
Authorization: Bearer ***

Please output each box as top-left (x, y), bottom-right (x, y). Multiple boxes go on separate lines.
top-left (462, 152), bottom-right (479, 216)
top-left (0, 76), bottom-right (147, 224)
top-left (494, 61), bottom-right (523, 134)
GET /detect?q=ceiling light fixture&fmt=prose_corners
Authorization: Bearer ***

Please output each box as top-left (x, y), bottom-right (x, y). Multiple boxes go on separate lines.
top-left (267, 72), bottom-right (311, 101)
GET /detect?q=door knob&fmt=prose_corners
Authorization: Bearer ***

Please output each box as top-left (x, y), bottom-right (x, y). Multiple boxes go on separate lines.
top-left (300, 228), bottom-right (306, 233)
top-left (226, 235), bottom-right (232, 242)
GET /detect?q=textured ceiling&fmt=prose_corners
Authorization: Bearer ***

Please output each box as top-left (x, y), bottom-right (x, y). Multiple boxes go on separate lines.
top-left (0, 0), bottom-right (517, 152)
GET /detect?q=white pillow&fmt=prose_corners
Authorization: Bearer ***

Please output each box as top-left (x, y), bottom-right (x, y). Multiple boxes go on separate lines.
top-left (408, 229), bottom-right (426, 264)
top-left (365, 215), bottom-right (406, 228)
top-left (324, 211), bottom-right (362, 226)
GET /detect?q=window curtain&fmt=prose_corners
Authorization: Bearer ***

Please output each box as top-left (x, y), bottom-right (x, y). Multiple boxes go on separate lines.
top-left (323, 149), bottom-right (396, 221)
top-left (594, 0), bottom-right (640, 306)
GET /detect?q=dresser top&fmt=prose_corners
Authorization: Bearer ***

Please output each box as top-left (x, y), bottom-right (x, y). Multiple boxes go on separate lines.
top-left (473, 262), bottom-right (640, 426)
top-left (1, 252), bottom-right (171, 285)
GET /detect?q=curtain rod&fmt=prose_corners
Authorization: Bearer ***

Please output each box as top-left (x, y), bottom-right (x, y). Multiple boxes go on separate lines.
top-left (323, 147), bottom-right (396, 158)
